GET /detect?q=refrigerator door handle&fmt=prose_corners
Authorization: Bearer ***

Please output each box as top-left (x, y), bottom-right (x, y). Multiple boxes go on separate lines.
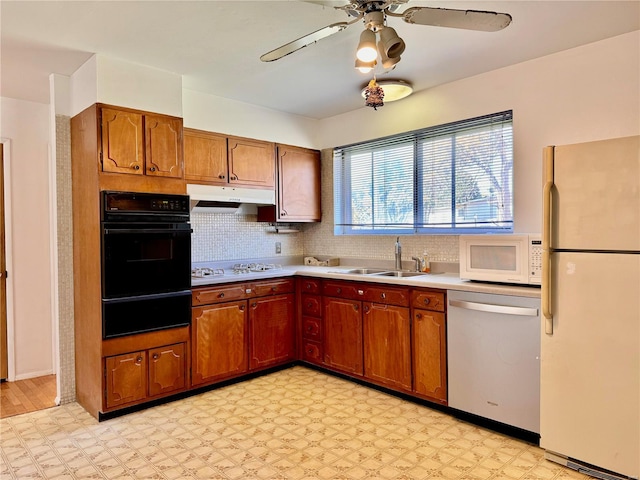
top-left (542, 146), bottom-right (554, 335)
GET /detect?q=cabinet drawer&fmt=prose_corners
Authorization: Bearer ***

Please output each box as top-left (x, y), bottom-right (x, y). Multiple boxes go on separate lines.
top-left (299, 277), bottom-right (321, 294)
top-left (302, 316), bottom-right (322, 340)
top-left (301, 294), bottom-right (321, 317)
top-left (322, 281), bottom-right (363, 300)
top-left (411, 290), bottom-right (446, 312)
top-left (302, 340), bottom-right (323, 364)
top-left (362, 285), bottom-right (410, 307)
top-left (192, 284), bottom-right (249, 306)
top-left (251, 278), bottom-right (294, 297)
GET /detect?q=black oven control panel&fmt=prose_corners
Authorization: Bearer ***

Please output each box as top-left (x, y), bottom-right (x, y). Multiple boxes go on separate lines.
top-left (102, 191), bottom-right (189, 222)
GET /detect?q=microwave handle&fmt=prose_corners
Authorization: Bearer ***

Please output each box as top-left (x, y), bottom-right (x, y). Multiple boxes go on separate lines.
top-left (542, 146), bottom-right (554, 335)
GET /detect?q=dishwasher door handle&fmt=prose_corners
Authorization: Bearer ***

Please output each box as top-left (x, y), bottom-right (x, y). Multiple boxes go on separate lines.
top-left (449, 299), bottom-right (539, 317)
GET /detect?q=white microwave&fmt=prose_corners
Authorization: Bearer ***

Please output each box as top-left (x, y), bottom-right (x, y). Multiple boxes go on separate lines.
top-left (459, 234), bottom-right (542, 285)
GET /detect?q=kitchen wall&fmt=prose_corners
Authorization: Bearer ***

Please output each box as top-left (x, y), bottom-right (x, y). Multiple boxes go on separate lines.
top-left (0, 97), bottom-right (54, 380)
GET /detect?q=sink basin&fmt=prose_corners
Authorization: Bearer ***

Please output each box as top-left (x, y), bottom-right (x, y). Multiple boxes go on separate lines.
top-left (343, 268), bottom-right (390, 275)
top-left (371, 271), bottom-right (427, 278)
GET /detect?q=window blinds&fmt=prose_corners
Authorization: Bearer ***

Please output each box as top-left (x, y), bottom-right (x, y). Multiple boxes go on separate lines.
top-left (334, 111), bottom-right (513, 235)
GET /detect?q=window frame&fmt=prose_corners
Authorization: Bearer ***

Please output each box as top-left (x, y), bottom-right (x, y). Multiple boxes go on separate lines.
top-left (333, 111), bottom-right (514, 236)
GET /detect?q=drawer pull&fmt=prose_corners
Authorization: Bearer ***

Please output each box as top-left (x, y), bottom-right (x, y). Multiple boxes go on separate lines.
top-left (245, 288), bottom-right (252, 294)
top-left (380, 293), bottom-right (386, 300)
top-left (423, 298), bottom-right (430, 305)
top-left (306, 283), bottom-right (312, 290)
top-left (358, 290), bottom-right (364, 296)
top-left (218, 292), bottom-right (225, 299)
top-left (337, 288), bottom-right (342, 294)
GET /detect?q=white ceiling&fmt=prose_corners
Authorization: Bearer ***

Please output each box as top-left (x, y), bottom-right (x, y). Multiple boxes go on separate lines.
top-left (1, 1), bottom-right (639, 119)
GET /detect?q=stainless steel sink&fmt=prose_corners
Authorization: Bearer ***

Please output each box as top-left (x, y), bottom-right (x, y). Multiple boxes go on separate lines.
top-left (371, 271), bottom-right (427, 278)
top-left (342, 268), bottom-right (390, 275)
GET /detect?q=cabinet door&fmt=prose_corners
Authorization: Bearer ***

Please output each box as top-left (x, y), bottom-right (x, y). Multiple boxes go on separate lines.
top-left (145, 114), bottom-right (183, 178)
top-left (227, 137), bottom-right (275, 188)
top-left (101, 108), bottom-right (144, 175)
top-left (148, 343), bottom-right (186, 397)
top-left (191, 301), bottom-right (248, 386)
top-left (184, 129), bottom-right (228, 184)
top-left (276, 145), bottom-right (321, 222)
top-left (413, 309), bottom-right (447, 404)
top-left (105, 351), bottom-right (147, 409)
top-left (363, 303), bottom-right (412, 391)
top-left (249, 294), bottom-right (295, 369)
top-left (323, 297), bottom-right (363, 375)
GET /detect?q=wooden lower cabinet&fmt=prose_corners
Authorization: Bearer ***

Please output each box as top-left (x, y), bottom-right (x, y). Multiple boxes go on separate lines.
top-left (363, 302), bottom-right (412, 391)
top-left (104, 342), bottom-right (186, 410)
top-left (249, 294), bottom-right (295, 369)
top-left (323, 296), bottom-right (363, 375)
top-left (191, 301), bottom-right (248, 387)
top-left (412, 309), bottom-right (447, 404)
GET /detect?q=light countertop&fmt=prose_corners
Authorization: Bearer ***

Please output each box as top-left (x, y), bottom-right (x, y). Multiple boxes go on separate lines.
top-left (191, 264), bottom-right (541, 298)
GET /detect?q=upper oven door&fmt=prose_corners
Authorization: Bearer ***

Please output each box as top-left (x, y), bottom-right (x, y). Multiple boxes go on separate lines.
top-left (102, 223), bottom-right (191, 298)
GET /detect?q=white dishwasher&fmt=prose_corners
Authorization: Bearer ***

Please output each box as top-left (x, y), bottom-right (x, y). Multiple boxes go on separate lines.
top-left (447, 290), bottom-right (541, 433)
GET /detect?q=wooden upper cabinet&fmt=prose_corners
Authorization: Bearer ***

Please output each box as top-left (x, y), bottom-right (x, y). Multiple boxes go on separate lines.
top-left (99, 106), bottom-right (183, 179)
top-left (227, 136), bottom-right (275, 188)
top-left (101, 108), bottom-right (144, 175)
top-left (184, 128), bottom-right (228, 184)
top-left (276, 144), bottom-right (321, 222)
top-left (145, 115), bottom-right (183, 178)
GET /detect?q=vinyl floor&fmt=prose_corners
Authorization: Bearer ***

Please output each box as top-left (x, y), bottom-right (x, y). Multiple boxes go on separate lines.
top-left (0, 367), bottom-right (591, 479)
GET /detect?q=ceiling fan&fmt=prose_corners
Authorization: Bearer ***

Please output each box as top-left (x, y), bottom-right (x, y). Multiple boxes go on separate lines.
top-left (260, 0), bottom-right (512, 63)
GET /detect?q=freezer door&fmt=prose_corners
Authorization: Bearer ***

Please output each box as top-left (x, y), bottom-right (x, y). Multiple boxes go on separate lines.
top-left (540, 252), bottom-right (639, 477)
top-left (551, 135), bottom-right (639, 251)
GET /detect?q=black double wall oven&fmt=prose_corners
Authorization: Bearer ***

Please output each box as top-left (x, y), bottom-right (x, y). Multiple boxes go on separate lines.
top-left (101, 191), bottom-right (192, 339)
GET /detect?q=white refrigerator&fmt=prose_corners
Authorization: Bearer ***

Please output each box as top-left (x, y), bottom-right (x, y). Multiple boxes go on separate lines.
top-left (541, 135), bottom-right (639, 479)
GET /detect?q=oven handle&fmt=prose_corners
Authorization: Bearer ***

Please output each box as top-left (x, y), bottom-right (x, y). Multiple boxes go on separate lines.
top-left (102, 290), bottom-right (192, 303)
top-left (103, 228), bottom-right (193, 235)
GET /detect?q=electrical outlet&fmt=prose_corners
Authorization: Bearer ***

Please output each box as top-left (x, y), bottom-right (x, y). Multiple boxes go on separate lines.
top-left (275, 242), bottom-right (281, 254)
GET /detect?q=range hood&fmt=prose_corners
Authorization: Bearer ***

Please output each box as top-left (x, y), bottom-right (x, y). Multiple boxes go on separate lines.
top-left (187, 184), bottom-right (275, 213)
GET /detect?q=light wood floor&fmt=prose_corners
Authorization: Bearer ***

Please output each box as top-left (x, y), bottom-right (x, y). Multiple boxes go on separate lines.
top-left (0, 374), bottom-right (57, 418)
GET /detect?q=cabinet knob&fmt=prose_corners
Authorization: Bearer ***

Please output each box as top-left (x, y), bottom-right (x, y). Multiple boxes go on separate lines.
top-left (218, 292), bottom-right (225, 298)
top-left (281, 212), bottom-right (286, 216)
top-left (149, 166), bottom-right (157, 172)
top-left (251, 302), bottom-right (257, 308)
top-left (423, 298), bottom-right (430, 305)
top-left (336, 288), bottom-right (341, 294)
top-left (305, 283), bottom-right (312, 290)
top-left (307, 325), bottom-right (313, 332)
top-left (218, 175), bottom-right (226, 179)
top-left (152, 353), bottom-right (159, 360)
top-left (307, 349), bottom-right (314, 354)
top-left (353, 304), bottom-right (359, 312)
top-left (364, 305), bottom-right (370, 313)
top-left (239, 305), bottom-right (245, 311)
top-left (135, 356), bottom-right (143, 364)
top-left (380, 293), bottom-right (386, 300)
top-left (307, 303), bottom-right (313, 309)
top-left (231, 175), bottom-right (237, 180)
top-left (358, 290), bottom-right (364, 296)
top-left (133, 164), bottom-right (140, 171)
top-left (416, 313), bottom-right (423, 320)
top-left (245, 288), bottom-right (252, 294)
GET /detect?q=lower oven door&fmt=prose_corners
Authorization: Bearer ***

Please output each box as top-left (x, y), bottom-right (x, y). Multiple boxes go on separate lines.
top-left (102, 223), bottom-right (191, 298)
top-left (102, 290), bottom-right (191, 339)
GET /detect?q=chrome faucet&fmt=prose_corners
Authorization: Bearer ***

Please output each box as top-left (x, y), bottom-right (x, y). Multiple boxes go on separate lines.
top-left (394, 237), bottom-right (402, 270)
top-left (411, 256), bottom-right (422, 272)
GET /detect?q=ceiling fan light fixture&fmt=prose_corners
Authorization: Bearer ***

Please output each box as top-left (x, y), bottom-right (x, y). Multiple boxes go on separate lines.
top-left (356, 28), bottom-right (378, 62)
top-left (378, 41), bottom-right (400, 70)
top-left (361, 80), bottom-right (413, 103)
top-left (355, 58), bottom-right (377, 73)
top-left (379, 26), bottom-right (405, 59)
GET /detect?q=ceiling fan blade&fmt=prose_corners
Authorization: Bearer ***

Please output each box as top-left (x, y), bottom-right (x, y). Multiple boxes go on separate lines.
top-left (402, 7), bottom-right (512, 32)
top-left (260, 22), bottom-right (349, 62)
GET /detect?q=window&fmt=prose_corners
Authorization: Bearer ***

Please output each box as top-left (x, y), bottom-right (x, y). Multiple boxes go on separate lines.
top-left (334, 111), bottom-right (513, 235)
